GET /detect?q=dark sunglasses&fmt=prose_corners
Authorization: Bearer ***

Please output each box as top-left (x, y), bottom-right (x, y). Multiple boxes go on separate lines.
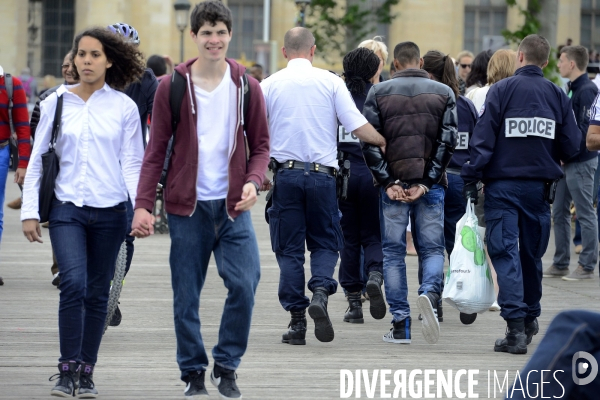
top-left (460, 64), bottom-right (472, 69)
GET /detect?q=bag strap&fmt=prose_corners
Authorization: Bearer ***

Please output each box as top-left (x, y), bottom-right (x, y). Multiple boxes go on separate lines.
top-left (5, 73), bottom-right (14, 133)
top-left (158, 71), bottom-right (186, 187)
top-left (242, 73), bottom-right (250, 125)
top-left (50, 95), bottom-right (63, 148)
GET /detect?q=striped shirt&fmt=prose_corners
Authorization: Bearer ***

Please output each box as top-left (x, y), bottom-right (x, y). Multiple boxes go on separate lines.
top-left (0, 74), bottom-right (31, 168)
top-left (590, 91), bottom-right (600, 125)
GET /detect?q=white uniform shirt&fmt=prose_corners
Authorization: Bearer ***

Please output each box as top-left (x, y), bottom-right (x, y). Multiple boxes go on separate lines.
top-left (21, 84), bottom-right (144, 221)
top-left (260, 58), bottom-right (368, 168)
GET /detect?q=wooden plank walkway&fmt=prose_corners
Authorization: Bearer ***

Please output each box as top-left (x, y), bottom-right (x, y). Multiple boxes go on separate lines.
top-left (1, 172), bottom-right (599, 399)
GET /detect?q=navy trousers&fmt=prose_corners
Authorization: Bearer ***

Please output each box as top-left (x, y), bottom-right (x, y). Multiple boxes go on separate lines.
top-left (338, 162), bottom-right (383, 293)
top-left (268, 167), bottom-right (343, 311)
top-left (484, 179), bottom-right (550, 321)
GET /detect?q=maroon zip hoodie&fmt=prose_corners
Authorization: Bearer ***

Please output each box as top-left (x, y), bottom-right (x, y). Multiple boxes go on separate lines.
top-left (135, 58), bottom-right (270, 219)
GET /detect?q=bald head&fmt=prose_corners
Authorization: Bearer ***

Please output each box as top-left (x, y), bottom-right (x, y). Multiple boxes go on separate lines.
top-left (284, 27), bottom-right (315, 57)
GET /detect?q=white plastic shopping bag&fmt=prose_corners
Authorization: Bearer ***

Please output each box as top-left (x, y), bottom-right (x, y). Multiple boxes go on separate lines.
top-left (442, 199), bottom-right (495, 314)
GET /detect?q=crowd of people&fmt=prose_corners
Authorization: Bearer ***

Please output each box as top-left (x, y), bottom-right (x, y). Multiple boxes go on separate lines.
top-left (1, 0), bottom-right (599, 398)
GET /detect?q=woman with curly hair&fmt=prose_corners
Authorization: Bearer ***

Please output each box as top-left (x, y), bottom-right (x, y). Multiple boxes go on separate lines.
top-left (21, 26), bottom-right (145, 397)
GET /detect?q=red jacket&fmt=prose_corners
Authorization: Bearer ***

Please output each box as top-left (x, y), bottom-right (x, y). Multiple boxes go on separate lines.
top-left (0, 75), bottom-right (31, 168)
top-left (135, 58), bottom-right (270, 218)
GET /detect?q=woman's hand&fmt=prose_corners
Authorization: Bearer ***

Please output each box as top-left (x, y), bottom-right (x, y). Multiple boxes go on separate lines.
top-left (23, 219), bottom-right (43, 243)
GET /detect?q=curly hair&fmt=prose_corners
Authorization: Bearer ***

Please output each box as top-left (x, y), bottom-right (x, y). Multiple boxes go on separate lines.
top-left (343, 48), bottom-right (381, 95)
top-left (70, 27), bottom-right (145, 91)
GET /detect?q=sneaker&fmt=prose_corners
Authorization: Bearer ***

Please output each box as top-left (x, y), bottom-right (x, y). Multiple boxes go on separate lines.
top-left (543, 265), bottom-right (569, 278)
top-left (211, 365), bottom-right (242, 400)
top-left (52, 273), bottom-right (60, 287)
top-left (460, 312), bottom-right (477, 325)
top-left (417, 302), bottom-right (443, 323)
top-left (77, 363), bottom-right (98, 399)
top-left (49, 361), bottom-right (79, 397)
top-left (489, 301), bottom-right (501, 311)
top-left (562, 265), bottom-right (594, 281)
top-left (108, 304), bottom-right (122, 327)
top-left (365, 271), bottom-right (386, 320)
top-left (184, 370), bottom-right (209, 399)
top-left (416, 293), bottom-right (440, 344)
top-left (525, 318), bottom-right (539, 345)
top-left (383, 317), bottom-right (411, 344)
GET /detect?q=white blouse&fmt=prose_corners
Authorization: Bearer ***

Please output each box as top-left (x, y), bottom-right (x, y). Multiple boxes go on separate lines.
top-left (21, 84), bottom-right (144, 221)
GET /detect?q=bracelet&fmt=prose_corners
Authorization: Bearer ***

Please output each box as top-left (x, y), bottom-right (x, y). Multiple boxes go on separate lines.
top-left (417, 184), bottom-right (429, 194)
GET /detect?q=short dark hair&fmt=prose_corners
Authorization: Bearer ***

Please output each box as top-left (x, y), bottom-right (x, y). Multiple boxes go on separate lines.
top-left (393, 41), bottom-right (420, 67)
top-left (146, 55), bottom-right (167, 77)
top-left (466, 49), bottom-right (493, 88)
top-left (251, 63), bottom-right (263, 70)
top-left (518, 34), bottom-right (550, 67)
top-left (284, 27), bottom-right (315, 55)
top-left (190, 1), bottom-right (232, 34)
top-left (560, 45), bottom-right (589, 71)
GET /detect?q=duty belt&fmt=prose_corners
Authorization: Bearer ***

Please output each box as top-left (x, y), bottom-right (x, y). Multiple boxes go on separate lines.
top-left (0, 140), bottom-right (9, 149)
top-left (275, 160), bottom-right (337, 177)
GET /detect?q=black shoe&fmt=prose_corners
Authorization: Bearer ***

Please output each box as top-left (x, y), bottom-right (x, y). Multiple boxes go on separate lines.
top-left (108, 304), bottom-right (122, 327)
top-left (78, 362), bottom-right (98, 398)
top-left (282, 310), bottom-right (307, 345)
top-left (366, 271), bottom-right (386, 320)
top-left (184, 370), bottom-right (209, 399)
top-left (416, 292), bottom-right (440, 344)
top-left (307, 287), bottom-right (334, 342)
top-left (494, 318), bottom-right (528, 355)
top-left (0, 276), bottom-right (3, 285)
top-left (52, 273), bottom-right (60, 287)
top-left (382, 317), bottom-right (412, 344)
top-left (343, 292), bottom-right (364, 323)
top-left (49, 361), bottom-right (79, 397)
top-left (460, 312), bottom-right (477, 325)
top-left (525, 318), bottom-right (539, 345)
top-left (211, 364), bottom-right (242, 400)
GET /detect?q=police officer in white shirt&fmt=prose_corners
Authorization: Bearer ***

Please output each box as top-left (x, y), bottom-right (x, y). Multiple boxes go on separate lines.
top-left (260, 27), bottom-right (386, 345)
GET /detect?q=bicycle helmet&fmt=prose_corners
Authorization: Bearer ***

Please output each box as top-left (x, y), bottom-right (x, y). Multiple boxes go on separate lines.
top-left (107, 23), bottom-right (140, 45)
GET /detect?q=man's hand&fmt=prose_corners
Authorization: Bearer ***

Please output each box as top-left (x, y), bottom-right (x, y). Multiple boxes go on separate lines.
top-left (463, 182), bottom-right (479, 205)
top-left (14, 168), bottom-right (26, 185)
top-left (386, 184), bottom-right (406, 201)
top-left (235, 182), bottom-right (258, 211)
top-left (404, 186), bottom-right (426, 203)
top-left (23, 219), bottom-right (42, 243)
top-left (260, 177), bottom-right (272, 192)
top-left (131, 208), bottom-right (155, 238)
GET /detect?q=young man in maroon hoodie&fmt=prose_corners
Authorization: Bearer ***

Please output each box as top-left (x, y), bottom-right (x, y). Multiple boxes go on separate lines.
top-left (131, 2), bottom-right (269, 399)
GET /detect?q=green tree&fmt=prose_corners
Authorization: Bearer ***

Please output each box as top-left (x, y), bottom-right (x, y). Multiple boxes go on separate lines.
top-left (502, 0), bottom-right (561, 84)
top-left (299, 0), bottom-right (400, 64)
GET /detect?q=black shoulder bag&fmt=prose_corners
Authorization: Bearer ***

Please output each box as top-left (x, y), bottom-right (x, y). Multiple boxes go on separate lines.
top-left (38, 95), bottom-right (63, 223)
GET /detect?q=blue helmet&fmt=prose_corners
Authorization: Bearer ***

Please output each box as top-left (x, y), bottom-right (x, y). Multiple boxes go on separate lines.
top-left (107, 23), bottom-right (140, 45)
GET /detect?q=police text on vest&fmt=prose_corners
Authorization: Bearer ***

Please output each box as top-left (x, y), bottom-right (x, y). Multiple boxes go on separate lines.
top-left (505, 117), bottom-right (555, 139)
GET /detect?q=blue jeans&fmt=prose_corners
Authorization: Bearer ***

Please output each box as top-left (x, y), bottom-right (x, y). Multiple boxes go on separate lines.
top-left (0, 145), bottom-right (10, 243)
top-left (268, 168), bottom-right (343, 311)
top-left (484, 179), bottom-right (550, 321)
top-left (507, 310), bottom-right (600, 399)
top-left (168, 200), bottom-right (260, 379)
top-left (379, 185), bottom-right (445, 322)
top-left (49, 200), bottom-right (127, 364)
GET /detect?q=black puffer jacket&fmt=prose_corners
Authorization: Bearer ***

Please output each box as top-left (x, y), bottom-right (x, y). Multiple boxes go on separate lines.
top-left (361, 68), bottom-right (458, 189)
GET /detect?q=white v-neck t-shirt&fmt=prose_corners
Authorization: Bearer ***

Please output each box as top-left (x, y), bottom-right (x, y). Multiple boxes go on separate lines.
top-left (194, 64), bottom-right (235, 201)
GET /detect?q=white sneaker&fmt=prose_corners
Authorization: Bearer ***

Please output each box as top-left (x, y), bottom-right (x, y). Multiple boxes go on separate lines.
top-left (489, 301), bottom-right (501, 311)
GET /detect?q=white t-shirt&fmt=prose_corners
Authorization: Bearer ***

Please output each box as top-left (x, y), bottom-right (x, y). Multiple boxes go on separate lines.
top-left (260, 58), bottom-right (368, 169)
top-left (194, 64), bottom-right (236, 200)
top-left (466, 84), bottom-right (491, 117)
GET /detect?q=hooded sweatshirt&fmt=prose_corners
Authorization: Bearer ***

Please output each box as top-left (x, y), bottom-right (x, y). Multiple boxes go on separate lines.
top-left (135, 58), bottom-right (270, 219)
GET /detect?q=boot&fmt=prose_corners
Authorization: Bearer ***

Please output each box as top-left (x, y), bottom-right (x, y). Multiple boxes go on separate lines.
top-left (282, 310), bottom-right (307, 345)
top-left (366, 271), bottom-right (386, 320)
top-left (525, 318), bottom-right (539, 345)
top-left (343, 292), bottom-right (364, 323)
top-left (494, 318), bottom-right (528, 355)
top-left (308, 287), bottom-right (334, 342)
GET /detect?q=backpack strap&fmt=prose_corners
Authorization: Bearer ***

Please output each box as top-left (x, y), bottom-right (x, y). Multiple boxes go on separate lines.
top-left (158, 71), bottom-right (187, 187)
top-left (5, 73), bottom-right (14, 133)
top-left (242, 73), bottom-right (250, 125)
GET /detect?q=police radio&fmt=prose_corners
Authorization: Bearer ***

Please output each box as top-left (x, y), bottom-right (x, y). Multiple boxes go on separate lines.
top-left (337, 150), bottom-right (351, 201)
